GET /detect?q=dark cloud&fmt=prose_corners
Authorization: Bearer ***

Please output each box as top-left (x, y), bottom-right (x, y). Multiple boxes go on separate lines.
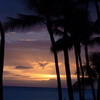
top-left (3, 71), bottom-right (30, 78)
top-left (38, 62), bottom-right (48, 69)
top-left (3, 71), bottom-right (12, 75)
top-left (21, 76), bottom-right (30, 78)
top-left (14, 75), bottom-right (22, 77)
top-left (14, 74), bottom-right (30, 78)
top-left (15, 66), bottom-right (33, 69)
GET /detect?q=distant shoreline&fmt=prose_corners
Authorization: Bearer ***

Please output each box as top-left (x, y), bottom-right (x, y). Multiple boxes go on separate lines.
top-left (3, 86), bottom-right (97, 90)
top-left (3, 85), bottom-right (60, 89)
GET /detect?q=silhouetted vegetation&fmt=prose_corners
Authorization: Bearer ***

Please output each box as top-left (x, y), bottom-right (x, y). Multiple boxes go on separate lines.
top-left (0, 22), bottom-right (5, 100)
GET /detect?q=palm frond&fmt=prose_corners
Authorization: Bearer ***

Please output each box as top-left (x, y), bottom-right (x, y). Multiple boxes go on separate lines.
top-left (75, 61), bottom-right (98, 79)
top-left (78, 52), bottom-right (100, 79)
top-left (91, 18), bottom-right (100, 34)
top-left (72, 78), bottom-right (96, 92)
top-left (90, 21), bottom-right (100, 35)
top-left (18, 0), bottom-right (39, 12)
top-left (53, 18), bottom-right (65, 28)
top-left (89, 52), bottom-right (100, 74)
top-left (3, 14), bottom-right (45, 31)
top-left (50, 37), bottom-right (73, 53)
top-left (53, 28), bottom-right (64, 36)
top-left (83, 64), bottom-right (97, 78)
top-left (19, 0), bottom-right (56, 15)
top-left (89, 52), bottom-right (100, 63)
top-left (50, 38), bottom-right (64, 53)
top-left (88, 37), bottom-right (100, 48)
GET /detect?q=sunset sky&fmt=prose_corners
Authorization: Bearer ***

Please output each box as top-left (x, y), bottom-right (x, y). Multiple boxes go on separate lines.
top-left (0, 0), bottom-right (99, 88)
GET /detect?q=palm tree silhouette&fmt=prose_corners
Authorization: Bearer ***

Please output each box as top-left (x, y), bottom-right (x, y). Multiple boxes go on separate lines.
top-left (53, 9), bottom-right (94, 99)
top-left (72, 35), bottom-right (100, 100)
top-left (74, 51), bottom-right (100, 100)
top-left (82, 33), bottom-right (98, 100)
top-left (3, 0), bottom-right (63, 100)
top-left (88, 52), bottom-right (100, 100)
top-left (75, 35), bottom-right (100, 100)
top-left (51, 6), bottom-right (100, 99)
top-left (0, 21), bottom-right (5, 100)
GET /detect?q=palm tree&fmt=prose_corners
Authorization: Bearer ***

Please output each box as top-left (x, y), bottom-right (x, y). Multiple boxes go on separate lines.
top-left (63, 18), bottom-right (74, 100)
top-left (81, 1), bottom-right (100, 98)
top-left (72, 35), bottom-right (100, 100)
top-left (51, 5), bottom-right (100, 99)
top-left (88, 52), bottom-right (100, 100)
top-left (74, 51), bottom-right (100, 100)
top-left (53, 1), bottom-right (88, 100)
top-left (75, 4), bottom-right (100, 99)
top-left (52, 2), bottom-right (98, 99)
top-left (52, 1), bottom-right (75, 99)
top-left (3, 0), bottom-right (63, 100)
top-left (0, 21), bottom-right (5, 100)
top-left (52, 1), bottom-right (100, 100)
top-left (51, 35), bottom-right (84, 100)
top-left (67, 8), bottom-right (94, 100)
top-left (83, 38), bottom-right (96, 100)
top-left (75, 36), bottom-right (100, 100)
top-left (72, 77), bottom-right (97, 91)
top-left (77, 43), bottom-right (85, 99)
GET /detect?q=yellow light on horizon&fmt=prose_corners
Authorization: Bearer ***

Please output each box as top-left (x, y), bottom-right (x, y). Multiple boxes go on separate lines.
top-left (45, 75), bottom-right (56, 78)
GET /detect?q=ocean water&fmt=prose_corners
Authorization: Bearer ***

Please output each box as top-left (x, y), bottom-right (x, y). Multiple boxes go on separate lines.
top-left (3, 86), bottom-right (96, 100)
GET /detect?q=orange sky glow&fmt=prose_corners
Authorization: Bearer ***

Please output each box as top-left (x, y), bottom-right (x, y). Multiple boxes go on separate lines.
top-left (3, 33), bottom-right (77, 87)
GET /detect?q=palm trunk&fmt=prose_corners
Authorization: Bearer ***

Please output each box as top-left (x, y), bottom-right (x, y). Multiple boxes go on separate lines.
top-left (63, 37), bottom-right (74, 100)
top-left (78, 45), bottom-right (85, 100)
top-left (94, 1), bottom-right (100, 100)
top-left (97, 75), bottom-right (100, 100)
top-left (49, 31), bottom-right (62, 100)
top-left (0, 22), bottom-right (5, 100)
top-left (97, 60), bottom-right (100, 100)
top-left (84, 43), bottom-right (96, 100)
top-left (63, 26), bottom-right (74, 100)
top-left (49, 33), bottom-right (62, 100)
top-left (63, 9), bottom-right (74, 99)
top-left (74, 44), bottom-right (83, 100)
top-left (46, 18), bottom-right (62, 100)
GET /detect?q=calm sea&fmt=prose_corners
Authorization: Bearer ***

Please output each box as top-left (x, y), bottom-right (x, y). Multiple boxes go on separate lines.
top-left (3, 86), bottom-right (96, 100)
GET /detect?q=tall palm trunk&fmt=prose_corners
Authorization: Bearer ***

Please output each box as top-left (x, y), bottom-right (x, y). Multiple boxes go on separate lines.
top-left (78, 45), bottom-right (85, 100)
top-left (63, 21), bottom-right (74, 100)
top-left (84, 43), bottom-right (96, 100)
top-left (0, 21), bottom-right (5, 100)
top-left (46, 18), bottom-right (62, 100)
top-left (63, 6), bottom-right (74, 98)
top-left (63, 35), bottom-right (74, 100)
top-left (97, 73), bottom-right (100, 100)
top-left (74, 44), bottom-right (83, 100)
top-left (94, 1), bottom-right (100, 100)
